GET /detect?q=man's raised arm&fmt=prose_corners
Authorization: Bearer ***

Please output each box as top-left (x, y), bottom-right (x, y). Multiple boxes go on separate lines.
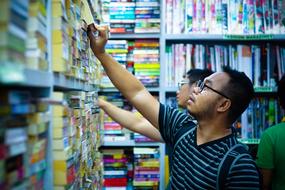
top-left (88, 25), bottom-right (160, 128)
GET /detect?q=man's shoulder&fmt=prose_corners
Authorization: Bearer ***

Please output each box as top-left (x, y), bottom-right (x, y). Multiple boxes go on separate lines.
top-left (262, 122), bottom-right (285, 138)
top-left (160, 103), bottom-right (194, 120)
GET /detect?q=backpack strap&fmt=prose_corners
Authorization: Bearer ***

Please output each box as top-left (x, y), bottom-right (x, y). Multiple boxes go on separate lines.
top-left (216, 143), bottom-right (249, 190)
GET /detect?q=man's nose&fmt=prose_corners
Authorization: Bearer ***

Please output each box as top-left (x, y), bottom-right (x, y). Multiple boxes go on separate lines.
top-left (192, 86), bottom-right (200, 94)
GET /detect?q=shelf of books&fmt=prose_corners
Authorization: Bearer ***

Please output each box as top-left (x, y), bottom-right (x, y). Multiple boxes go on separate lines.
top-left (164, 34), bottom-right (285, 41)
top-left (53, 72), bottom-right (98, 92)
top-left (0, 66), bottom-right (53, 88)
top-left (99, 0), bottom-right (166, 188)
top-left (51, 0), bottom-right (103, 189)
top-left (99, 91), bottom-right (162, 189)
top-left (164, 0), bottom-right (285, 35)
top-left (0, 0), bottom-right (52, 189)
top-left (162, 0), bottom-right (285, 147)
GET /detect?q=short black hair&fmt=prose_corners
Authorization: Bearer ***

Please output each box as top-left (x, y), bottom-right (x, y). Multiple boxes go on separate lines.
top-left (222, 66), bottom-right (254, 124)
top-left (186, 69), bottom-right (213, 85)
top-left (278, 75), bottom-right (285, 110)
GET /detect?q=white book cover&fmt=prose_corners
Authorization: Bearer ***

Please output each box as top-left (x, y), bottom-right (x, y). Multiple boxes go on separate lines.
top-left (237, 45), bottom-right (253, 81)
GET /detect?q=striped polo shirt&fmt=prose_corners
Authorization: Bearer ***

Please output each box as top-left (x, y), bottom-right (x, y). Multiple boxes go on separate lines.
top-left (159, 104), bottom-right (260, 189)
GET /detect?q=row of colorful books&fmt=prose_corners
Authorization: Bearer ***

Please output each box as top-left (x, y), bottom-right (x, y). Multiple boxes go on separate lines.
top-left (101, 40), bottom-right (160, 88)
top-left (166, 0), bottom-right (285, 34)
top-left (52, 0), bottom-right (101, 85)
top-left (102, 148), bottom-right (133, 189)
top-left (100, 94), bottom-right (133, 143)
top-left (165, 43), bottom-right (285, 89)
top-left (133, 147), bottom-right (160, 189)
top-left (0, 0), bottom-right (48, 86)
top-left (0, 90), bottom-right (49, 189)
top-left (51, 91), bottom-right (103, 189)
top-left (101, 148), bottom-right (160, 190)
top-left (101, 0), bottom-right (160, 34)
top-left (238, 97), bottom-right (284, 140)
top-left (100, 93), bottom-right (159, 144)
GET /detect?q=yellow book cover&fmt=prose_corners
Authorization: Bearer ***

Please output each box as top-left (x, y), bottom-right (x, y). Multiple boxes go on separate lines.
top-left (52, 44), bottom-right (68, 59)
top-left (53, 147), bottom-right (72, 161)
top-left (53, 172), bottom-right (67, 185)
top-left (53, 160), bottom-right (69, 171)
top-left (106, 49), bottom-right (128, 54)
top-left (81, 0), bottom-right (94, 25)
top-left (53, 92), bottom-right (64, 101)
top-left (52, 137), bottom-right (69, 150)
top-left (72, 109), bottom-right (81, 118)
top-left (52, 59), bottom-right (67, 72)
top-left (134, 63), bottom-right (160, 69)
top-left (27, 36), bottom-right (47, 52)
top-left (52, 44), bottom-right (69, 72)
top-left (0, 1), bottom-right (9, 23)
top-left (52, 2), bottom-right (64, 18)
top-left (28, 122), bottom-right (48, 135)
top-left (29, 1), bottom-right (46, 17)
top-left (165, 155), bottom-right (169, 187)
top-left (53, 127), bottom-right (68, 139)
top-left (52, 105), bottom-right (68, 117)
top-left (28, 112), bottom-right (50, 124)
top-left (54, 186), bottom-right (70, 190)
top-left (52, 17), bottom-right (67, 30)
top-left (52, 30), bottom-right (66, 44)
top-left (52, 117), bottom-right (70, 128)
top-left (139, 161), bottom-right (159, 167)
top-left (133, 181), bottom-right (159, 186)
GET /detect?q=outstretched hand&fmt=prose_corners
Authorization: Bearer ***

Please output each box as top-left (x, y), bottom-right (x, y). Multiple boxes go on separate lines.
top-left (97, 98), bottom-right (107, 108)
top-left (87, 24), bottom-right (109, 57)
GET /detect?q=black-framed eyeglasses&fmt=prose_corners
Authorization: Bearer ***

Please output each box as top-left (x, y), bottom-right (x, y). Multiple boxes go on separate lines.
top-left (196, 80), bottom-right (230, 99)
top-left (178, 80), bottom-right (189, 90)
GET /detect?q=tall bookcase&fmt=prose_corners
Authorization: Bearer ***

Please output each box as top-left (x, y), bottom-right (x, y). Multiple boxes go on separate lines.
top-left (0, 0), bottom-right (102, 189)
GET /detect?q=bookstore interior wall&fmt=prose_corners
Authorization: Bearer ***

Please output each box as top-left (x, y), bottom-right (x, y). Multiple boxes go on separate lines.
top-left (0, 0), bottom-right (285, 190)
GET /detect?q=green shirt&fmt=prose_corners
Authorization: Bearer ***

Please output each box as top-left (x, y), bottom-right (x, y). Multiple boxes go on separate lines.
top-left (256, 122), bottom-right (285, 190)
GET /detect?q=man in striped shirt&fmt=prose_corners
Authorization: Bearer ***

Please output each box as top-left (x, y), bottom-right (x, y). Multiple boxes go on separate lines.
top-left (88, 25), bottom-right (261, 189)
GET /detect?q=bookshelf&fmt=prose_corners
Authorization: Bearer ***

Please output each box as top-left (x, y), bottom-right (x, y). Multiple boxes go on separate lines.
top-left (53, 73), bottom-right (98, 91)
top-left (0, 0), bottom-right (102, 189)
top-left (0, 67), bottom-right (53, 88)
top-left (164, 34), bottom-right (285, 41)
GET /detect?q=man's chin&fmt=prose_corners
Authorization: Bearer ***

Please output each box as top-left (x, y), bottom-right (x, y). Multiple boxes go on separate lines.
top-left (187, 106), bottom-right (196, 114)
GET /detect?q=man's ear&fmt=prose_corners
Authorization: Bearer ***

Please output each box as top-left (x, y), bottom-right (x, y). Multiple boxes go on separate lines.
top-left (217, 99), bottom-right (231, 113)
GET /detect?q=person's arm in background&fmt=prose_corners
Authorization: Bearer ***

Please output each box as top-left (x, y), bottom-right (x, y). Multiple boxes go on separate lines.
top-left (259, 169), bottom-right (273, 190)
top-left (98, 98), bottom-right (163, 142)
top-left (88, 25), bottom-right (160, 129)
top-left (256, 132), bottom-right (274, 190)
